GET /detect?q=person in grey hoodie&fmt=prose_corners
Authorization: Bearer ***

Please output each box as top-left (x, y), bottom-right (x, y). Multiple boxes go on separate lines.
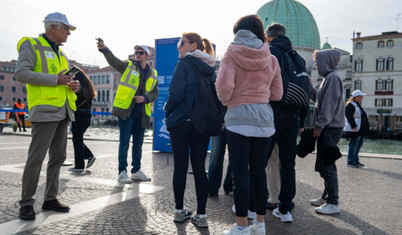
top-left (309, 49), bottom-right (345, 215)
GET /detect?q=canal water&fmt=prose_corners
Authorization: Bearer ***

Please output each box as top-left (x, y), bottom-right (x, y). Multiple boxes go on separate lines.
top-left (85, 127), bottom-right (402, 156)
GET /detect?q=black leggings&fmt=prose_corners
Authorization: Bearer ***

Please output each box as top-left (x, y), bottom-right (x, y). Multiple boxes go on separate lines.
top-left (169, 121), bottom-right (210, 214)
top-left (226, 130), bottom-right (271, 216)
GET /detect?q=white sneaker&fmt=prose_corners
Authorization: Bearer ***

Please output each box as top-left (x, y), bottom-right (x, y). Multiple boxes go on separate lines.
top-left (68, 167), bottom-right (84, 172)
top-left (222, 224), bottom-right (250, 235)
top-left (310, 198), bottom-right (326, 206)
top-left (249, 220), bottom-right (265, 235)
top-left (315, 203), bottom-right (340, 215)
top-left (118, 170), bottom-right (132, 184)
top-left (232, 205), bottom-right (257, 220)
top-left (273, 208), bottom-right (292, 223)
top-left (131, 170), bottom-right (151, 181)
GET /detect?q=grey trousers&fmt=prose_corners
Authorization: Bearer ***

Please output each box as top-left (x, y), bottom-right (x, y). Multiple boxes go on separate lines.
top-left (317, 128), bottom-right (343, 205)
top-left (19, 118), bottom-right (69, 207)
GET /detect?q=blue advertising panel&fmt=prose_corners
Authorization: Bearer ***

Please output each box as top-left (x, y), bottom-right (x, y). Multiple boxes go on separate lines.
top-left (153, 37), bottom-right (180, 152)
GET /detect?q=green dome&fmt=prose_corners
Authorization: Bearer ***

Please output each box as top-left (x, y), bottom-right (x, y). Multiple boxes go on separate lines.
top-left (322, 41), bottom-right (332, 49)
top-left (257, 0), bottom-right (320, 49)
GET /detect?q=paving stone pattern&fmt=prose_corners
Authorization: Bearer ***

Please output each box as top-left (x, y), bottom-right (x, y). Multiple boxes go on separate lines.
top-left (0, 133), bottom-right (401, 234)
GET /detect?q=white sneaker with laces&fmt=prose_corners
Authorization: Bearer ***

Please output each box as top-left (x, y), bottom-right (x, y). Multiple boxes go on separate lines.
top-left (222, 224), bottom-right (250, 235)
top-left (273, 208), bottom-right (292, 223)
top-left (231, 205), bottom-right (257, 220)
top-left (118, 170), bottom-right (132, 184)
top-left (249, 220), bottom-right (265, 235)
top-left (131, 170), bottom-right (151, 181)
top-left (315, 203), bottom-right (340, 215)
top-left (310, 198), bottom-right (326, 206)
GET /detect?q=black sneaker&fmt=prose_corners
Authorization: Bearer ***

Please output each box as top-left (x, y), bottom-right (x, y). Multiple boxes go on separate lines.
top-left (42, 199), bottom-right (70, 212)
top-left (19, 206), bottom-right (35, 220)
top-left (356, 162), bottom-right (366, 168)
top-left (87, 156), bottom-right (96, 169)
top-left (347, 164), bottom-right (358, 168)
top-left (267, 202), bottom-right (278, 210)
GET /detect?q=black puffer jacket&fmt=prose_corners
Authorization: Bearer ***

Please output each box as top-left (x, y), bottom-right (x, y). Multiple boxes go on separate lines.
top-left (164, 55), bottom-right (216, 129)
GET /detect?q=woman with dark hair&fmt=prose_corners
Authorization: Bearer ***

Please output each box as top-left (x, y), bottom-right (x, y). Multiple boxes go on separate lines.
top-left (164, 32), bottom-right (216, 228)
top-left (217, 15), bottom-right (283, 235)
top-left (68, 69), bottom-right (97, 172)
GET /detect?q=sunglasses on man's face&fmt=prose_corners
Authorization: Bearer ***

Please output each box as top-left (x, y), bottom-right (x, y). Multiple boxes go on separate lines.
top-left (135, 51), bottom-right (146, 55)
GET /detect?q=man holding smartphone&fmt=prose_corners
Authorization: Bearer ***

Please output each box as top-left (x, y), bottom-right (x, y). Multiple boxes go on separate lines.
top-left (15, 12), bottom-right (80, 220)
top-left (97, 40), bottom-right (158, 184)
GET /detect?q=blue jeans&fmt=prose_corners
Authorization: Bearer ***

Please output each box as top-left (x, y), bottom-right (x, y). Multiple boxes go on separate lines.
top-left (347, 135), bottom-right (365, 165)
top-left (207, 131), bottom-right (233, 195)
top-left (118, 117), bottom-right (145, 174)
top-left (266, 112), bottom-right (300, 214)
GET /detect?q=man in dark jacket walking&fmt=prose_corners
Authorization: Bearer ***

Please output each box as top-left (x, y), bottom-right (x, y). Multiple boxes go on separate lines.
top-left (265, 23), bottom-right (308, 223)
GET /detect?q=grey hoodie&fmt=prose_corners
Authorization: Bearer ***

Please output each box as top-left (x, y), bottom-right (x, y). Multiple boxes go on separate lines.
top-left (310, 49), bottom-right (345, 133)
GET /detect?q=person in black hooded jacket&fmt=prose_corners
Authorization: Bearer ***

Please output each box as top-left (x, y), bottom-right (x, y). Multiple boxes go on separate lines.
top-left (164, 32), bottom-right (216, 228)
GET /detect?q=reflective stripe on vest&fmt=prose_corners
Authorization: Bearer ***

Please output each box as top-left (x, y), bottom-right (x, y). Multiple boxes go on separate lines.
top-left (17, 36), bottom-right (76, 111)
top-left (113, 61), bottom-right (157, 116)
top-left (14, 103), bottom-right (26, 115)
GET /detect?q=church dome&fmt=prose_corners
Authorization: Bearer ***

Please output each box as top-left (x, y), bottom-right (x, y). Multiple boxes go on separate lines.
top-left (257, 0), bottom-right (320, 49)
top-left (322, 41), bottom-right (332, 49)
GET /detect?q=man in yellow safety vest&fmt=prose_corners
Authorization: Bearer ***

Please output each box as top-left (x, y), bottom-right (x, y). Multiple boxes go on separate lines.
top-left (97, 41), bottom-right (158, 184)
top-left (15, 12), bottom-right (80, 220)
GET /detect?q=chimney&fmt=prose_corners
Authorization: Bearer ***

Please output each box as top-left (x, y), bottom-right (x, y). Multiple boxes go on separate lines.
top-left (356, 32), bottom-right (361, 38)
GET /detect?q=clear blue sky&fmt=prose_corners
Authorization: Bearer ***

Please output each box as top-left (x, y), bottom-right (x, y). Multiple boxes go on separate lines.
top-left (1, 0), bottom-right (401, 67)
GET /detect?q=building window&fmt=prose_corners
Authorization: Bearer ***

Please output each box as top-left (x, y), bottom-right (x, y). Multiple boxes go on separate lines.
top-left (23, 87), bottom-right (27, 93)
top-left (106, 90), bottom-right (110, 101)
top-left (356, 42), bottom-right (363, 49)
top-left (0, 75), bottom-right (4, 80)
top-left (12, 97), bottom-right (16, 101)
top-left (386, 58), bottom-right (394, 70)
top-left (376, 79), bottom-right (384, 90)
top-left (346, 71), bottom-right (352, 78)
top-left (92, 108), bottom-right (96, 112)
top-left (378, 41), bottom-right (384, 47)
top-left (106, 75), bottom-right (110, 84)
top-left (0, 97), bottom-right (2, 101)
top-left (102, 90), bottom-right (105, 101)
top-left (354, 60), bottom-right (363, 71)
top-left (0, 85), bottom-right (3, 92)
top-left (102, 75), bottom-right (106, 84)
top-left (386, 40), bottom-right (394, 47)
top-left (97, 90), bottom-right (101, 101)
top-left (12, 86), bottom-right (16, 92)
top-left (376, 58), bottom-right (385, 71)
top-left (375, 98), bottom-right (393, 107)
top-left (355, 80), bottom-right (362, 90)
top-left (24, 98), bottom-right (27, 102)
top-left (385, 79), bottom-right (393, 90)
top-left (13, 76), bottom-right (16, 81)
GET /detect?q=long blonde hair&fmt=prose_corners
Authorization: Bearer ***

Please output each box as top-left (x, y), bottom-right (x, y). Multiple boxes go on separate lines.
top-left (182, 32), bottom-right (214, 58)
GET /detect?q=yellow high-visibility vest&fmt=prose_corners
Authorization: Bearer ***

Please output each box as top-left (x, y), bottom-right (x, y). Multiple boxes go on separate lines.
top-left (17, 36), bottom-right (76, 111)
top-left (113, 61), bottom-right (157, 116)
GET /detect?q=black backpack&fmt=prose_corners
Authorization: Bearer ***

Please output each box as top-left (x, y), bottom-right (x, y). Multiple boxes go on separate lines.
top-left (275, 48), bottom-right (310, 109)
top-left (183, 57), bottom-right (225, 137)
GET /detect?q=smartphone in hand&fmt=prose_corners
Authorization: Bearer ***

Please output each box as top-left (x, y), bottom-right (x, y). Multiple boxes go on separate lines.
top-left (65, 65), bottom-right (81, 76)
top-left (96, 37), bottom-right (104, 47)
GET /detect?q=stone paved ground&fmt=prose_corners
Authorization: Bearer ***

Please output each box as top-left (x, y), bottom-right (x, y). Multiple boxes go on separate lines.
top-left (0, 131), bottom-right (401, 234)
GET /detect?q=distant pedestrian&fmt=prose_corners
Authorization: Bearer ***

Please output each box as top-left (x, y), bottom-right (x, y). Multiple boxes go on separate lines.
top-left (15, 12), bottom-right (79, 220)
top-left (13, 99), bottom-right (27, 132)
top-left (165, 32), bottom-right (216, 228)
top-left (344, 90), bottom-right (369, 168)
top-left (218, 14), bottom-right (283, 235)
top-left (68, 70), bottom-right (97, 172)
top-left (97, 40), bottom-right (159, 183)
top-left (309, 49), bottom-right (345, 215)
